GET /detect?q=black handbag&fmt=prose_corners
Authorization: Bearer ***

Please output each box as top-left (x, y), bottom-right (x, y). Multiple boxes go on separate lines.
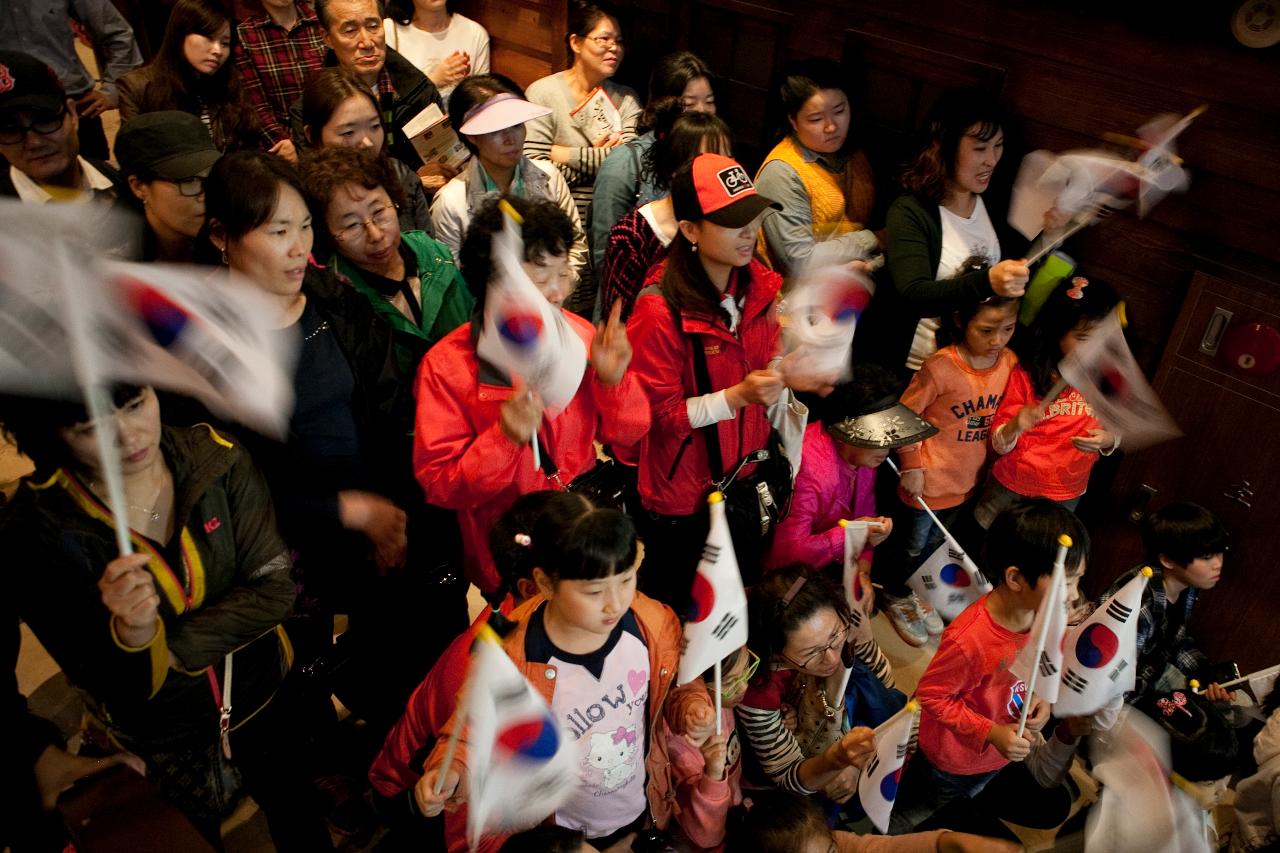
top-left (535, 437), bottom-right (634, 511)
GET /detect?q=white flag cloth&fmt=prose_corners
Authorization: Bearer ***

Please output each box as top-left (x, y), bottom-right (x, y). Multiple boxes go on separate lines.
top-left (0, 204), bottom-right (298, 436)
top-left (678, 493), bottom-right (748, 684)
top-left (475, 206), bottom-right (586, 414)
top-left (1010, 559), bottom-right (1069, 705)
top-left (858, 703), bottom-right (919, 833)
top-left (841, 520), bottom-right (875, 646)
top-left (1085, 707), bottom-right (1211, 853)
top-left (777, 263), bottom-right (872, 383)
top-left (465, 630), bottom-right (579, 848)
top-left (1248, 670), bottom-right (1277, 705)
top-left (1057, 307), bottom-right (1181, 449)
top-left (1054, 568), bottom-right (1151, 718)
top-left (906, 538), bottom-right (993, 621)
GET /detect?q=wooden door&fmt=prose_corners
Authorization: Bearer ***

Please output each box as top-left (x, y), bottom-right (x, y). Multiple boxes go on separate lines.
top-left (1094, 271), bottom-right (1280, 674)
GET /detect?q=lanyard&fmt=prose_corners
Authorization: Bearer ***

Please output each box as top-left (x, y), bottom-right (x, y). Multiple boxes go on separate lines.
top-left (205, 653), bottom-right (234, 759)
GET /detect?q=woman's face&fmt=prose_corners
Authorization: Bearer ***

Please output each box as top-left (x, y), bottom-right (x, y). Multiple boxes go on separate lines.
top-left (132, 174), bottom-right (207, 239)
top-left (951, 124), bottom-right (1004, 196)
top-left (60, 387), bottom-right (162, 478)
top-left (326, 182), bottom-right (401, 271)
top-left (780, 605), bottom-right (847, 678)
top-left (225, 183), bottom-right (313, 297)
top-left (520, 249), bottom-right (573, 308)
top-left (681, 75), bottom-right (716, 114)
top-left (570, 15), bottom-right (623, 80)
top-left (183, 23), bottom-right (232, 76)
top-left (319, 94), bottom-right (385, 151)
top-left (683, 215), bottom-right (763, 270)
top-left (789, 88), bottom-right (849, 154)
top-left (470, 123), bottom-right (525, 172)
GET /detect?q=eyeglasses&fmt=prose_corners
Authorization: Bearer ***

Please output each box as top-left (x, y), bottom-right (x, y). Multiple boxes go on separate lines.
top-left (333, 204), bottom-right (397, 242)
top-left (586, 34), bottom-right (624, 48)
top-left (784, 622), bottom-right (849, 671)
top-left (163, 176), bottom-right (206, 198)
top-left (719, 648), bottom-right (760, 699)
top-left (0, 107), bottom-right (68, 145)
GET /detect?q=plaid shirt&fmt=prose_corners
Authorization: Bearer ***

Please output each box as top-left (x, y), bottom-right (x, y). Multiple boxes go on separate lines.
top-left (599, 207), bottom-right (669, 321)
top-left (1099, 564), bottom-right (1207, 698)
top-left (234, 2), bottom-right (327, 143)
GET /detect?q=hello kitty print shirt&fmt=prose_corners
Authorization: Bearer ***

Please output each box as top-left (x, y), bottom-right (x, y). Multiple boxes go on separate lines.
top-left (525, 607), bottom-right (650, 837)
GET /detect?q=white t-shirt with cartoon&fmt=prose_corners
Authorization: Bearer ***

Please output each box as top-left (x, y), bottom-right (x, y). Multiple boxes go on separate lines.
top-left (526, 607), bottom-right (649, 838)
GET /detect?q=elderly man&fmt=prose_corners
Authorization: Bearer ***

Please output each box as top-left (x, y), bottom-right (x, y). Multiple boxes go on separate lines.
top-left (0, 50), bottom-right (127, 204)
top-left (290, 0), bottom-right (454, 190)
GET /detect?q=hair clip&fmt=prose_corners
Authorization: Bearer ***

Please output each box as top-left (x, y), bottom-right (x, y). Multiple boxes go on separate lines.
top-left (514, 533), bottom-right (532, 547)
top-left (1066, 277), bottom-right (1089, 300)
top-left (781, 575), bottom-right (807, 608)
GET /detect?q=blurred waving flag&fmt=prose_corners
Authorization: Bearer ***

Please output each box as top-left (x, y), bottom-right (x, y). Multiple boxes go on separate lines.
top-left (840, 520), bottom-right (875, 647)
top-left (1054, 567), bottom-right (1151, 717)
top-left (466, 625), bottom-right (579, 847)
top-left (475, 202), bottom-right (587, 414)
top-left (778, 263), bottom-right (873, 383)
top-left (907, 539), bottom-right (992, 622)
top-left (858, 701), bottom-right (919, 833)
top-left (678, 492), bottom-right (748, 685)
top-left (1058, 306), bottom-right (1180, 450)
top-left (1011, 553), bottom-right (1069, 705)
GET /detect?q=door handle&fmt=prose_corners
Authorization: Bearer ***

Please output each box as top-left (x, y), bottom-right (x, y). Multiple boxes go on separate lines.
top-left (1199, 307), bottom-right (1233, 355)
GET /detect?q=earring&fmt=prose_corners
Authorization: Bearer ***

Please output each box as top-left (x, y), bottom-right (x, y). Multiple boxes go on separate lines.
top-left (691, 243), bottom-right (699, 253)
top-left (219, 247), bottom-right (229, 266)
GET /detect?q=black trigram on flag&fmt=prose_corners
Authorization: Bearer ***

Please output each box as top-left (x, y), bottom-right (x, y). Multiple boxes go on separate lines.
top-left (1105, 600), bottom-right (1133, 623)
top-left (712, 612), bottom-right (739, 641)
top-left (920, 574), bottom-right (938, 591)
top-left (895, 741), bottom-right (908, 760)
top-left (1107, 659), bottom-right (1129, 683)
top-left (1038, 651), bottom-right (1058, 679)
top-left (1063, 668), bottom-right (1089, 693)
top-left (866, 754), bottom-right (880, 777)
top-left (701, 543), bottom-right (722, 564)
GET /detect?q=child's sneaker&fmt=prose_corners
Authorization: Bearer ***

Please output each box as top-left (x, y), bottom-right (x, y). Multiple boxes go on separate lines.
top-left (885, 594), bottom-right (929, 647)
top-left (917, 598), bottom-right (944, 636)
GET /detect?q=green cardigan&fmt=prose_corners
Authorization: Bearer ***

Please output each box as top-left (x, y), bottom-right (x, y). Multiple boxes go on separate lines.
top-left (332, 230), bottom-right (474, 378)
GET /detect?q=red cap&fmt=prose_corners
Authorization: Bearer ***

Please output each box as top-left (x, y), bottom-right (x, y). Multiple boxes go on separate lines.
top-left (672, 152), bottom-right (782, 227)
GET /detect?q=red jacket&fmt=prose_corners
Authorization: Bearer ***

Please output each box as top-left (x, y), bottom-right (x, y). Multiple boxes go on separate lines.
top-left (413, 313), bottom-right (650, 593)
top-left (626, 260), bottom-right (782, 516)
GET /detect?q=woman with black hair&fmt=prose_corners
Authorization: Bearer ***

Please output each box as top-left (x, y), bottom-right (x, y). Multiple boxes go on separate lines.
top-left (0, 386), bottom-right (332, 850)
top-left (204, 150), bottom-right (468, 737)
top-left (598, 108), bottom-right (731, 320)
top-left (754, 58), bottom-right (879, 276)
top-left (118, 0), bottom-right (287, 158)
top-left (382, 0), bottom-right (490, 104)
top-left (413, 194), bottom-right (646, 600)
top-left (856, 88), bottom-right (1029, 378)
top-left (430, 73), bottom-right (588, 280)
top-left (590, 50), bottom-right (717, 271)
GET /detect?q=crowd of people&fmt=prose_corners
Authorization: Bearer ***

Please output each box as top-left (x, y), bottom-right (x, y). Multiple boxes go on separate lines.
top-left (1, 1), bottom-right (1274, 852)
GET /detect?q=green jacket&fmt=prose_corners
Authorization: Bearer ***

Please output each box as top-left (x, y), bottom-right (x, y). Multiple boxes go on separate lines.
top-left (331, 230), bottom-right (474, 380)
top-left (1, 424), bottom-right (295, 749)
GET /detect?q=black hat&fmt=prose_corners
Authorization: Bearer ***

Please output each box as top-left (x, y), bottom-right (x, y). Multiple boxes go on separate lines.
top-left (671, 152), bottom-right (782, 228)
top-left (826, 393), bottom-right (939, 449)
top-left (0, 51), bottom-right (68, 115)
top-left (116, 111), bottom-right (222, 180)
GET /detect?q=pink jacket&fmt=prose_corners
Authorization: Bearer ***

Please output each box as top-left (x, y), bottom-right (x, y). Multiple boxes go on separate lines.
top-left (413, 314), bottom-right (650, 593)
top-left (765, 422), bottom-right (876, 571)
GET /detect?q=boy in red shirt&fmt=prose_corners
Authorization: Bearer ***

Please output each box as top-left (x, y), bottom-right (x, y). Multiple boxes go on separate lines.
top-left (888, 499), bottom-right (1087, 834)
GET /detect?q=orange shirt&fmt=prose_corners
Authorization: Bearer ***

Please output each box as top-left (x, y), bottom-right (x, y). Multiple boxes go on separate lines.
top-left (898, 345), bottom-right (1018, 508)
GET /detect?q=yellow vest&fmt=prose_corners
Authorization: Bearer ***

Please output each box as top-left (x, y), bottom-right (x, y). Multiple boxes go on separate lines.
top-left (755, 136), bottom-right (874, 269)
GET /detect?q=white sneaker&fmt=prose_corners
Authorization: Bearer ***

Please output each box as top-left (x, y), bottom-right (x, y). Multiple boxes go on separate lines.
top-left (915, 596), bottom-right (944, 636)
top-left (885, 594), bottom-right (929, 647)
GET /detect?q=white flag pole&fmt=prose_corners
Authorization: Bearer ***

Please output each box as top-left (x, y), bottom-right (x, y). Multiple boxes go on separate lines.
top-left (1192, 662), bottom-right (1280, 693)
top-left (1017, 534), bottom-right (1071, 736)
top-left (714, 660), bottom-right (723, 736)
top-left (875, 698), bottom-right (920, 735)
top-left (886, 458), bottom-right (974, 567)
top-left (435, 624), bottom-right (495, 797)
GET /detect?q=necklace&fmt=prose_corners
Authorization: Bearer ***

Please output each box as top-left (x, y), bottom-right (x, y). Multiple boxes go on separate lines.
top-left (304, 319), bottom-right (330, 343)
top-left (817, 685), bottom-right (837, 721)
top-left (89, 473), bottom-right (168, 523)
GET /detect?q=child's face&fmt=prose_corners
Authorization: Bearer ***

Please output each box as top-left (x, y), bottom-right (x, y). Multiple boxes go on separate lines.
top-left (542, 567), bottom-right (638, 638)
top-left (1024, 558), bottom-right (1085, 609)
top-left (1165, 553), bottom-right (1224, 590)
top-left (1059, 318), bottom-right (1100, 358)
top-left (963, 302), bottom-right (1018, 359)
top-left (801, 829), bottom-right (838, 853)
top-left (835, 441), bottom-right (890, 469)
top-left (715, 647), bottom-right (759, 707)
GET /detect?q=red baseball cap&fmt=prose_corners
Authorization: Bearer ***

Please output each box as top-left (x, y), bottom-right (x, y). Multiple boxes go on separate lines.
top-left (671, 152), bottom-right (781, 228)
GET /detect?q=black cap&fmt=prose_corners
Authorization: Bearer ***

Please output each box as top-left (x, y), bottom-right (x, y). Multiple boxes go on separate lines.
top-left (0, 51), bottom-right (68, 115)
top-left (115, 111), bottom-right (222, 180)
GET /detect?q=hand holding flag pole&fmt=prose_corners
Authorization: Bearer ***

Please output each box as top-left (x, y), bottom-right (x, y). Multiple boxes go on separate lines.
top-left (1191, 663), bottom-right (1280, 693)
top-left (1017, 534), bottom-right (1071, 737)
top-left (431, 624), bottom-right (495, 797)
top-left (886, 458), bottom-right (983, 579)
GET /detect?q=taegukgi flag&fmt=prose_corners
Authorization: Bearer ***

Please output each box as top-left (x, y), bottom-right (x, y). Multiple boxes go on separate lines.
top-left (778, 262), bottom-right (873, 382)
top-left (678, 492), bottom-right (748, 685)
top-left (1010, 554), bottom-right (1069, 705)
top-left (906, 538), bottom-right (993, 622)
top-left (858, 701), bottom-right (919, 833)
top-left (1053, 567), bottom-right (1151, 718)
top-left (475, 200), bottom-right (586, 414)
top-left (465, 625), bottom-right (579, 848)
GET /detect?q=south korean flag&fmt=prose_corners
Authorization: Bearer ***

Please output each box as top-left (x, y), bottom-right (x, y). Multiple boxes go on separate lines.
top-left (857, 701), bottom-right (919, 833)
top-left (907, 538), bottom-right (992, 621)
top-left (1010, 557), bottom-right (1069, 704)
top-left (677, 492), bottom-right (749, 685)
top-left (1054, 567), bottom-right (1152, 717)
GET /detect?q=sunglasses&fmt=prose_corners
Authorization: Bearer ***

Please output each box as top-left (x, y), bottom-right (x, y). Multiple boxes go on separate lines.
top-left (0, 106), bottom-right (68, 145)
top-left (719, 648), bottom-right (760, 699)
